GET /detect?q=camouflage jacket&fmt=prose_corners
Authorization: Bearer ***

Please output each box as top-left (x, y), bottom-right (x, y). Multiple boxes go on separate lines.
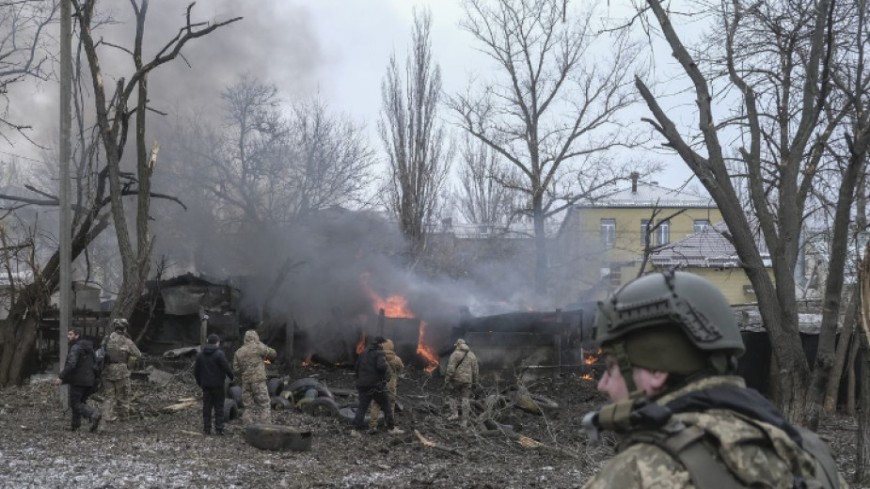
top-left (582, 376), bottom-right (848, 489)
top-left (383, 343), bottom-right (404, 392)
top-left (446, 343), bottom-right (479, 386)
top-left (233, 330), bottom-right (276, 384)
top-left (103, 331), bottom-right (142, 380)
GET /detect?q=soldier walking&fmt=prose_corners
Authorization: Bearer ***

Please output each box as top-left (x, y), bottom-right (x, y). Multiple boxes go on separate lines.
top-left (232, 329), bottom-right (276, 425)
top-left (102, 318), bottom-right (141, 422)
top-left (353, 336), bottom-right (404, 435)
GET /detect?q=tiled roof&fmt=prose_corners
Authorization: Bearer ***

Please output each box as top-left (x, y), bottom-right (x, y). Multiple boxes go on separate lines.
top-left (649, 222), bottom-right (770, 268)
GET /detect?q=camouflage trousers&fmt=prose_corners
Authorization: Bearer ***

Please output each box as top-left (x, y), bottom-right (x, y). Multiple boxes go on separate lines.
top-left (369, 383), bottom-right (398, 430)
top-left (102, 376), bottom-right (132, 421)
top-left (447, 383), bottom-right (473, 426)
top-left (241, 380), bottom-right (271, 425)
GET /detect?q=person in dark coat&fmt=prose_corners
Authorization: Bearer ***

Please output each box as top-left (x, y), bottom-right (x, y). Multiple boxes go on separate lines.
top-left (194, 334), bottom-right (234, 435)
top-left (52, 328), bottom-right (101, 432)
top-left (352, 336), bottom-right (403, 435)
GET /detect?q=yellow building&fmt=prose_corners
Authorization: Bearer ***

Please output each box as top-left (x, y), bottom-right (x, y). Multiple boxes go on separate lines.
top-left (554, 174), bottom-right (724, 304)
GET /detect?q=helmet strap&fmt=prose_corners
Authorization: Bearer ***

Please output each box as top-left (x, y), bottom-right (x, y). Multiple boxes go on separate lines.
top-left (611, 341), bottom-right (639, 395)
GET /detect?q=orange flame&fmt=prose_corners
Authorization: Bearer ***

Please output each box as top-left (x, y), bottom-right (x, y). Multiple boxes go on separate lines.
top-left (416, 321), bottom-right (439, 372)
top-left (580, 373), bottom-right (594, 381)
top-left (301, 356), bottom-right (313, 367)
top-left (356, 333), bottom-right (367, 355)
top-left (583, 348), bottom-right (601, 365)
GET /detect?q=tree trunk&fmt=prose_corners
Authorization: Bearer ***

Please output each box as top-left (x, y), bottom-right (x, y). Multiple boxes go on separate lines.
top-left (823, 288), bottom-right (859, 413)
top-left (533, 198), bottom-right (548, 295)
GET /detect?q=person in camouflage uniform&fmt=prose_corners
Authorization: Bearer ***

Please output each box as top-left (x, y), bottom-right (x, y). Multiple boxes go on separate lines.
top-left (581, 270), bottom-right (847, 489)
top-left (369, 338), bottom-right (404, 431)
top-left (101, 318), bottom-right (141, 422)
top-left (232, 329), bottom-right (276, 425)
top-left (445, 338), bottom-right (479, 428)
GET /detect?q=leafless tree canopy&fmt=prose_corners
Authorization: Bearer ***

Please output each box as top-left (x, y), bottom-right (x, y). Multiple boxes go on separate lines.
top-left (0, 0), bottom-right (57, 141)
top-left (379, 8), bottom-right (451, 263)
top-left (455, 132), bottom-right (523, 230)
top-left (448, 0), bottom-right (642, 292)
top-left (170, 76), bottom-right (376, 230)
top-left (635, 0), bottom-right (869, 425)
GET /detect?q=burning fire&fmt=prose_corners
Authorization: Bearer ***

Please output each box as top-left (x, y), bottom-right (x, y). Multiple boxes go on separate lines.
top-left (356, 333), bottom-right (367, 355)
top-left (580, 348), bottom-right (602, 381)
top-left (361, 276), bottom-right (439, 372)
top-left (301, 356), bottom-right (313, 367)
top-left (416, 322), bottom-right (439, 373)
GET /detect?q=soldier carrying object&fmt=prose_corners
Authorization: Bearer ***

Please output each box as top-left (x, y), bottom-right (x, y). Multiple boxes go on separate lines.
top-left (580, 270), bottom-right (847, 489)
top-left (232, 329), bottom-right (276, 426)
top-left (102, 318), bottom-right (141, 422)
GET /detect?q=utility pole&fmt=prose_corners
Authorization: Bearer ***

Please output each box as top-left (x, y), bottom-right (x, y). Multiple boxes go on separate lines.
top-left (58, 0), bottom-right (72, 402)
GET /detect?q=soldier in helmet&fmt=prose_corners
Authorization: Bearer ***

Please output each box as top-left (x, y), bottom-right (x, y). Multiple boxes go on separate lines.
top-left (445, 338), bottom-right (479, 428)
top-left (581, 270), bottom-right (847, 489)
top-left (101, 318), bottom-right (142, 422)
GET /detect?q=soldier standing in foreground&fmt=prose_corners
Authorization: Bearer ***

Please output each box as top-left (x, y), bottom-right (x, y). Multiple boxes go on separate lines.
top-left (581, 270), bottom-right (847, 489)
top-left (445, 338), bottom-right (479, 428)
top-left (102, 318), bottom-right (141, 422)
top-left (232, 329), bottom-right (276, 425)
top-left (53, 328), bottom-right (102, 432)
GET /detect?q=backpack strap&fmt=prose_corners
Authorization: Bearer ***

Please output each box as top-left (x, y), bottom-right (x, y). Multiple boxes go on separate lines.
top-left (623, 425), bottom-right (747, 489)
top-left (794, 427), bottom-right (840, 489)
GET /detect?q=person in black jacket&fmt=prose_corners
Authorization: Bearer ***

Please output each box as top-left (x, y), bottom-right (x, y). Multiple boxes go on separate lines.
top-left (352, 336), bottom-right (403, 435)
top-left (52, 328), bottom-right (101, 432)
top-left (194, 334), bottom-right (234, 435)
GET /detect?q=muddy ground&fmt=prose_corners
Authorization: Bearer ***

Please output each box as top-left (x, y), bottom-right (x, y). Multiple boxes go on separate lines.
top-left (0, 357), bottom-right (861, 489)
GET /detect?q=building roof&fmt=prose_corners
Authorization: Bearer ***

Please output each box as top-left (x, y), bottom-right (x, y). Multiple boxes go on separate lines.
top-left (649, 222), bottom-right (771, 268)
top-left (576, 181), bottom-right (716, 209)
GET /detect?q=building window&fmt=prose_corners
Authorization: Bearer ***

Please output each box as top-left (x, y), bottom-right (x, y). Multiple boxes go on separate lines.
top-left (600, 218), bottom-right (616, 248)
top-left (656, 219), bottom-right (670, 245)
top-left (693, 219), bottom-right (710, 234)
top-left (641, 219), bottom-right (651, 247)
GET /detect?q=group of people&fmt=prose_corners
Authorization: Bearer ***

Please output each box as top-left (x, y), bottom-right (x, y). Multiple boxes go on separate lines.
top-left (55, 270), bottom-right (849, 487)
top-left (54, 318), bottom-right (141, 432)
top-left (351, 334), bottom-right (480, 434)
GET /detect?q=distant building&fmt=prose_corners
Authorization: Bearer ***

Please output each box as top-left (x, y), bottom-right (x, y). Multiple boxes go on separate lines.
top-left (553, 173), bottom-right (721, 304)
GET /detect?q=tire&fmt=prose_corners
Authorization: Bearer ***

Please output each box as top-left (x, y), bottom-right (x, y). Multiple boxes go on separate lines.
top-left (267, 378), bottom-right (285, 397)
top-left (287, 377), bottom-right (320, 396)
top-left (313, 383), bottom-right (334, 399)
top-left (228, 385), bottom-right (244, 409)
top-left (244, 424), bottom-right (312, 452)
top-left (270, 395), bottom-right (292, 411)
top-left (223, 399), bottom-right (239, 421)
top-left (299, 397), bottom-right (340, 417)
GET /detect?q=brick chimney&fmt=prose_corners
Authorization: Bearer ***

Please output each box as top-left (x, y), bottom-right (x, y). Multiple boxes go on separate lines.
top-left (630, 171), bottom-right (640, 193)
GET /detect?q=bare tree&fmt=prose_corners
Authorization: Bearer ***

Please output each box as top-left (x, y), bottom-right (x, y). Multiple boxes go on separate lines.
top-left (635, 0), bottom-right (867, 424)
top-left (448, 0), bottom-right (641, 293)
top-left (0, 1), bottom-right (237, 386)
top-left (77, 0), bottom-right (240, 322)
top-left (455, 133), bottom-right (523, 231)
top-left (379, 8), bottom-right (451, 264)
top-left (0, 0), bottom-right (57, 142)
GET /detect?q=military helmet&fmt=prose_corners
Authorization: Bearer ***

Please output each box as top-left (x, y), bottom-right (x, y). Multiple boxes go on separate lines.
top-left (594, 270), bottom-right (744, 359)
top-left (112, 318), bottom-right (129, 330)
